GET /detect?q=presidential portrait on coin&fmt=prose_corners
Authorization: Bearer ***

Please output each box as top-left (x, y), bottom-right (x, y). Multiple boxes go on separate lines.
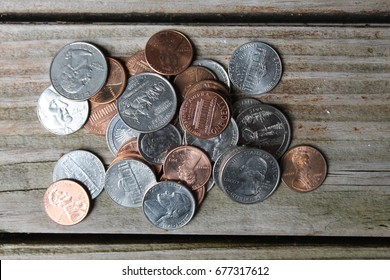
top-left (235, 156), bottom-right (269, 196)
top-left (290, 150), bottom-right (316, 190)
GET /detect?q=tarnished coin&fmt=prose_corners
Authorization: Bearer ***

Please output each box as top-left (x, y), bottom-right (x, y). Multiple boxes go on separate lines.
top-left (43, 179), bottom-right (90, 225)
top-left (185, 79), bottom-right (230, 101)
top-left (180, 90), bottom-right (230, 139)
top-left (124, 50), bottom-right (155, 76)
top-left (281, 145), bottom-right (327, 192)
top-left (138, 124), bottom-right (182, 165)
top-left (142, 180), bottom-right (196, 229)
top-left (192, 59), bottom-right (230, 90)
top-left (50, 41), bottom-right (108, 101)
top-left (145, 29), bottom-right (194, 76)
top-left (84, 100), bottom-right (117, 135)
top-left (89, 57), bottom-right (127, 104)
top-left (37, 85), bottom-right (89, 135)
top-left (105, 158), bottom-right (156, 208)
top-left (236, 104), bottom-right (291, 159)
top-left (232, 97), bottom-right (262, 118)
top-left (106, 114), bottom-right (140, 155)
top-left (228, 41), bottom-right (282, 95)
top-left (220, 148), bottom-right (280, 204)
top-left (173, 66), bottom-right (216, 98)
top-left (53, 150), bottom-right (106, 199)
top-left (117, 73), bottom-right (177, 133)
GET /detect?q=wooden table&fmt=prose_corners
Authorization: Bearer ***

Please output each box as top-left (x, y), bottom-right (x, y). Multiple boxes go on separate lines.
top-left (1, 1), bottom-right (389, 259)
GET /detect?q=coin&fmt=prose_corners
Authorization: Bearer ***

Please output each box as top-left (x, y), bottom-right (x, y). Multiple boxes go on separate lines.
top-left (117, 72), bottom-right (177, 133)
top-left (144, 29), bottom-right (194, 76)
top-left (173, 66), bottom-right (216, 98)
top-left (281, 145), bottom-right (327, 192)
top-left (192, 59), bottom-right (230, 90)
top-left (236, 103), bottom-right (291, 159)
top-left (89, 57), bottom-right (127, 104)
top-left (105, 158), bottom-right (156, 208)
top-left (142, 180), bottom-right (196, 229)
top-left (228, 41), bottom-right (282, 95)
top-left (124, 50), bottom-right (155, 76)
top-left (37, 85), bottom-right (89, 135)
top-left (43, 179), bottom-right (90, 225)
top-left (106, 114), bottom-right (140, 155)
top-left (185, 79), bottom-right (230, 101)
top-left (232, 97), bottom-right (262, 118)
top-left (53, 150), bottom-right (106, 199)
top-left (50, 41), bottom-right (108, 101)
top-left (180, 90), bottom-right (230, 139)
top-left (84, 100), bottom-right (117, 136)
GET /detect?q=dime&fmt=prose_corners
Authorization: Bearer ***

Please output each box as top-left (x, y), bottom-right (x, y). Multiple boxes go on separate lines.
top-left (106, 114), bottom-right (140, 155)
top-left (236, 104), bottom-right (291, 159)
top-left (117, 73), bottom-right (177, 133)
top-left (124, 50), bottom-right (155, 76)
top-left (232, 97), bottom-right (262, 118)
top-left (173, 66), bottom-right (216, 98)
top-left (220, 148), bottom-right (280, 204)
top-left (180, 90), bottom-right (230, 139)
top-left (50, 41), bottom-right (108, 101)
top-left (84, 100), bottom-right (117, 136)
top-left (43, 179), bottom-right (90, 225)
top-left (105, 158), bottom-right (156, 208)
top-left (53, 150), bottom-right (106, 199)
top-left (89, 57), bottom-right (127, 104)
top-left (145, 29), bottom-right (194, 76)
top-left (37, 85), bottom-right (89, 135)
top-left (138, 124), bottom-right (182, 165)
top-left (281, 145), bottom-right (327, 192)
top-left (142, 180), bottom-right (196, 229)
top-left (228, 41), bottom-right (282, 95)
top-left (192, 59), bottom-right (230, 90)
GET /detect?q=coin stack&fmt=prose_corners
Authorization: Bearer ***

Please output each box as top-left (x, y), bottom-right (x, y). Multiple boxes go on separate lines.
top-left (38, 29), bottom-right (327, 229)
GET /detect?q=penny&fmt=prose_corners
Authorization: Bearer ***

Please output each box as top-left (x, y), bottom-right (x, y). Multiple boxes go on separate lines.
top-left (228, 41), bottom-right (282, 95)
top-left (89, 57), bottom-right (127, 104)
top-left (142, 180), bottom-right (196, 229)
top-left (123, 50), bottom-right (156, 76)
top-left (43, 179), bottom-right (90, 226)
top-left (232, 97), bottom-right (262, 118)
top-left (180, 90), bottom-right (230, 139)
top-left (281, 145), bottom-right (327, 192)
top-left (53, 150), bottom-right (106, 199)
top-left (236, 103), bottom-right (291, 159)
top-left (37, 85), bottom-right (89, 135)
top-left (84, 100), bottom-right (117, 136)
top-left (116, 137), bottom-right (139, 158)
top-left (50, 41), bottom-right (108, 101)
top-left (145, 29), bottom-right (194, 76)
top-left (185, 79), bottom-right (229, 101)
top-left (192, 59), bottom-right (230, 91)
top-left (117, 72), bottom-right (177, 133)
top-left (163, 145), bottom-right (212, 191)
top-left (192, 185), bottom-right (206, 206)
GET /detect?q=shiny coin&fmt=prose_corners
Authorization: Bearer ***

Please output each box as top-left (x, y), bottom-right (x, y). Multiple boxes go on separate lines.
top-left (142, 180), bottom-right (196, 229)
top-left (84, 100), bottom-right (117, 136)
top-left (43, 179), bottom-right (90, 225)
top-left (106, 114), bottom-right (140, 155)
top-left (192, 59), bottom-right (230, 90)
top-left (185, 79), bottom-right (230, 102)
top-left (50, 41), bottom-right (108, 101)
top-left (228, 41), bottom-right (282, 95)
top-left (53, 150), bottom-right (106, 199)
top-left (232, 97), bottom-right (262, 118)
top-left (281, 145), bottom-right (327, 192)
top-left (37, 85), bottom-right (89, 135)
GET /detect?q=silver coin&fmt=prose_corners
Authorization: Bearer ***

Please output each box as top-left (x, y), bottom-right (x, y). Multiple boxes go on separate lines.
top-left (37, 85), bottom-right (89, 135)
top-left (117, 73), bottom-right (177, 133)
top-left (228, 41), bottom-right (282, 95)
top-left (50, 42), bottom-right (108, 101)
top-left (106, 114), bottom-right (140, 156)
top-left (236, 104), bottom-right (291, 159)
top-left (142, 180), bottom-right (196, 229)
top-left (192, 59), bottom-right (231, 90)
top-left (232, 97), bottom-right (262, 118)
top-left (138, 124), bottom-right (182, 165)
top-left (53, 150), bottom-right (105, 199)
top-left (220, 148), bottom-right (280, 204)
top-left (105, 158), bottom-right (156, 208)
top-left (184, 118), bottom-right (239, 162)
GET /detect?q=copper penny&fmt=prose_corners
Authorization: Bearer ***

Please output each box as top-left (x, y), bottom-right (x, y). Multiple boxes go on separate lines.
top-left (192, 185), bottom-right (206, 206)
top-left (186, 79), bottom-right (229, 99)
top-left (43, 179), bottom-right (90, 226)
top-left (116, 137), bottom-right (139, 157)
top-left (84, 100), bottom-right (117, 135)
top-left (144, 29), bottom-right (194, 76)
top-left (89, 57), bottom-right (127, 104)
top-left (173, 66), bottom-right (217, 98)
top-left (124, 50), bottom-right (156, 76)
top-left (281, 145), bottom-right (327, 192)
top-left (163, 145), bottom-right (212, 191)
top-left (180, 90), bottom-right (230, 139)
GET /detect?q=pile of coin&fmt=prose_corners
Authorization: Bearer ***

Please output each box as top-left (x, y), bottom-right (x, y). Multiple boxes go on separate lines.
top-left (38, 29), bottom-right (327, 229)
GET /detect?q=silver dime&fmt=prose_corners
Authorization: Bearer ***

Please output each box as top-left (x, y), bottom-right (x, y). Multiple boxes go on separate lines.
top-left (50, 42), bottom-right (108, 101)
top-left (117, 73), bottom-right (177, 133)
top-left (192, 59), bottom-right (231, 90)
top-left (184, 118), bottom-right (239, 162)
top-left (138, 124), bottom-right (182, 165)
top-left (142, 180), bottom-right (196, 229)
top-left (53, 150), bottom-right (105, 199)
top-left (106, 114), bottom-right (140, 156)
top-left (220, 148), bottom-right (280, 204)
top-left (236, 104), bottom-right (291, 159)
top-left (228, 41), bottom-right (282, 95)
top-left (232, 97), bottom-right (262, 119)
top-left (37, 85), bottom-right (89, 135)
top-left (105, 158), bottom-right (156, 208)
